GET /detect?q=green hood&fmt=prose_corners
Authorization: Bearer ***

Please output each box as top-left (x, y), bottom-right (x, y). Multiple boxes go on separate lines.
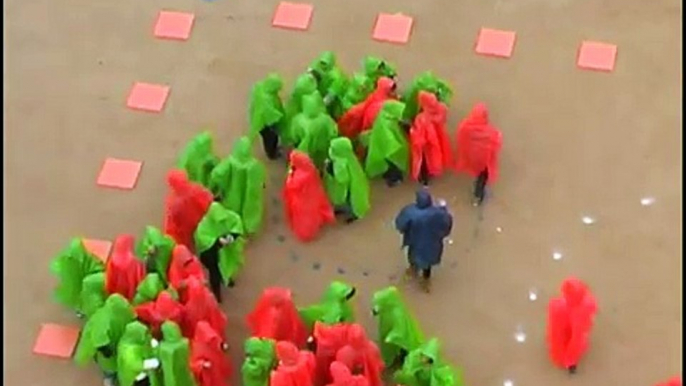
top-left (160, 321), bottom-right (196, 386)
top-left (379, 100), bottom-right (405, 121)
top-left (242, 338), bottom-right (277, 386)
top-left (177, 131), bottom-right (219, 187)
top-left (232, 136), bottom-right (253, 162)
top-left (263, 73), bottom-right (284, 93)
top-left (302, 93), bottom-right (326, 118)
top-left (133, 273), bottom-right (165, 305)
top-left (136, 226), bottom-right (174, 283)
top-left (293, 73), bottom-right (318, 97)
top-left (311, 51), bottom-right (337, 74)
top-left (299, 281), bottom-right (356, 329)
top-left (80, 272), bottom-right (107, 318)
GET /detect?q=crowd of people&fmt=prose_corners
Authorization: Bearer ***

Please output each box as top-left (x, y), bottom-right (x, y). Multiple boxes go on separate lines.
top-left (47, 51), bottom-right (679, 386)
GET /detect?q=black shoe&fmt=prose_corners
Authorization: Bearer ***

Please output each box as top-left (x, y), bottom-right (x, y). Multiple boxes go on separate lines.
top-left (568, 365), bottom-right (577, 374)
top-left (227, 279), bottom-right (236, 288)
top-left (345, 216), bottom-right (358, 224)
top-left (386, 179), bottom-right (402, 188)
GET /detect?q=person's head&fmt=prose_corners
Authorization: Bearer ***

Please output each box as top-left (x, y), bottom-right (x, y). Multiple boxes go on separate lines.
top-left (263, 73), bottom-right (284, 93)
top-left (232, 136), bottom-right (253, 162)
top-left (371, 286), bottom-right (403, 316)
top-left (379, 100), bottom-right (405, 122)
top-left (302, 93), bottom-right (325, 118)
top-left (112, 234), bottom-right (136, 257)
top-left (195, 321), bottom-right (223, 349)
top-left (288, 150), bottom-right (317, 176)
top-left (469, 103), bottom-right (489, 124)
top-left (315, 51), bottom-right (337, 72)
top-left (122, 321), bottom-right (150, 345)
top-left (561, 277), bottom-right (589, 307)
top-left (275, 341), bottom-right (299, 366)
top-left (166, 169), bottom-right (190, 192)
top-left (415, 188), bottom-right (433, 209)
top-left (418, 91), bottom-right (439, 113)
top-left (161, 321), bottom-right (183, 342)
top-left (295, 73), bottom-right (318, 95)
top-left (262, 287), bottom-right (292, 308)
top-left (376, 76), bottom-right (396, 95)
top-left (329, 137), bottom-right (354, 160)
top-left (172, 245), bottom-right (195, 268)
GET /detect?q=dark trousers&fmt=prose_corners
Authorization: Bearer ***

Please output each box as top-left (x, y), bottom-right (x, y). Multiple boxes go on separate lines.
top-left (407, 255), bottom-right (432, 278)
top-left (134, 378), bottom-right (151, 386)
top-left (260, 125), bottom-right (280, 160)
top-left (199, 241), bottom-right (224, 303)
top-left (383, 162), bottom-right (404, 187)
top-left (474, 168), bottom-right (489, 204)
top-left (418, 157), bottom-right (430, 186)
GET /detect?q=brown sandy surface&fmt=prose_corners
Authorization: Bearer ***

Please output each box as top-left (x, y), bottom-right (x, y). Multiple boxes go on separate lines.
top-left (3, 0), bottom-right (682, 385)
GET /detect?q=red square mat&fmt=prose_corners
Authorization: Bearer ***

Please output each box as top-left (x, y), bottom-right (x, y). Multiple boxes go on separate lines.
top-left (96, 158), bottom-right (143, 190)
top-left (154, 11), bottom-right (195, 41)
top-left (372, 13), bottom-right (414, 44)
top-left (33, 324), bottom-right (81, 359)
top-left (126, 82), bottom-right (170, 113)
top-left (272, 2), bottom-right (313, 31)
top-left (577, 41), bottom-right (618, 72)
top-left (82, 239), bottom-right (113, 262)
top-left (475, 28), bottom-right (517, 58)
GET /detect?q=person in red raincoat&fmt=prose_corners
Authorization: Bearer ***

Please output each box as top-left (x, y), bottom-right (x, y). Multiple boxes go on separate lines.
top-left (409, 91), bottom-right (453, 186)
top-left (326, 361), bottom-right (370, 386)
top-left (181, 276), bottom-right (228, 341)
top-left (163, 169), bottom-right (213, 251)
top-left (454, 103), bottom-right (503, 206)
top-left (135, 290), bottom-right (185, 338)
top-left (168, 244), bottom-right (207, 293)
top-left (311, 322), bottom-right (352, 385)
top-left (334, 324), bottom-right (384, 386)
top-left (191, 320), bottom-right (232, 386)
top-left (283, 151), bottom-right (335, 243)
top-left (338, 77), bottom-right (396, 140)
top-left (105, 234), bottom-right (145, 301)
top-left (547, 277), bottom-right (598, 374)
top-left (246, 287), bottom-right (308, 347)
top-left (655, 377), bottom-right (682, 386)
top-left (270, 341), bottom-right (316, 386)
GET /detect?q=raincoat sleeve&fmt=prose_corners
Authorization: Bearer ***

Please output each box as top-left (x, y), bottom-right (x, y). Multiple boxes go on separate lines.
top-left (194, 203), bottom-right (244, 254)
top-left (218, 236), bottom-right (247, 284)
top-left (136, 226), bottom-right (175, 282)
top-left (133, 274), bottom-right (165, 306)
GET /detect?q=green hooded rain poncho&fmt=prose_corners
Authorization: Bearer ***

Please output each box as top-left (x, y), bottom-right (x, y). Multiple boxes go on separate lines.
top-left (249, 73), bottom-right (285, 138)
top-left (194, 202), bottom-right (246, 285)
top-left (241, 337), bottom-right (277, 386)
top-left (299, 281), bottom-right (356, 329)
top-left (50, 237), bottom-right (105, 313)
top-left (291, 93), bottom-right (339, 168)
top-left (394, 338), bottom-right (463, 386)
top-left (159, 321), bottom-right (197, 386)
top-left (132, 273), bottom-right (165, 306)
top-left (309, 51), bottom-right (349, 118)
top-left (208, 136), bottom-right (266, 235)
top-left (372, 286), bottom-right (424, 367)
top-left (136, 226), bottom-right (175, 283)
top-left (177, 131), bottom-right (220, 187)
top-left (80, 272), bottom-right (107, 318)
top-left (283, 73), bottom-right (320, 144)
top-left (340, 73), bottom-right (373, 113)
top-left (360, 101), bottom-right (410, 179)
top-left (117, 321), bottom-right (161, 386)
top-left (402, 72), bottom-right (453, 121)
top-left (75, 294), bottom-right (136, 373)
top-left (361, 56), bottom-right (398, 94)
top-left (324, 137), bottom-right (371, 219)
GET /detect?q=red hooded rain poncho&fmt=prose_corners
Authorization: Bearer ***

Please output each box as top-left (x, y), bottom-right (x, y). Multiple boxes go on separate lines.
top-left (283, 151), bottom-right (335, 243)
top-left (135, 291), bottom-right (185, 338)
top-left (191, 320), bottom-right (232, 386)
top-left (326, 361), bottom-right (370, 386)
top-left (313, 322), bottom-right (352, 385)
top-left (168, 244), bottom-right (207, 292)
top-left (655, 377), bottom-right (682, 386)
top-left (454, 103), bottom-right (503, 183)
top-left (338, 77), bottom-right (396, 139)
top-left (547, 277), bottom-right (598, 370)
top-left (270, 341), bottom-right (316, 386)
top-left (163, 169), bottom-right (213, 251)
top-left (181, 276), bottom-right (228, 341)
top-left (105, 234), bottom-right (145, 301)
top-left (409, 91), bottom-right (454, 182)
top-left (334, 324), bottom-right (384, 386)
top-left (246, 287), bottom-right (308, 347)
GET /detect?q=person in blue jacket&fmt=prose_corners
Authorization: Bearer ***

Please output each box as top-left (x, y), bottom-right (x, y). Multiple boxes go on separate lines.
top-left (394, 188), bottom-right (453, 293)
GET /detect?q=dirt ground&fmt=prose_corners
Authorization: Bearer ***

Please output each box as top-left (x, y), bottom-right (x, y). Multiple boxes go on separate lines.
top-left (3, 0), bottom-right (682, 384)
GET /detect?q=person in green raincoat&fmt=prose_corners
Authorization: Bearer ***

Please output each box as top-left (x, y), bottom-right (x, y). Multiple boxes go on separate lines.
top-left (360, 100), bottom-right (410, 187)
top-left (340, 73), bottom-right (374, 113)
top-left (371, 286), bottom-right (424, 368)
top-left (299, 281), bottom-right (356, 330)
top-left (249, 73), bottom-right (286, 160)
top-left (50, 237), bottom-right (104, 316)
top-left (194, 202), bottom-right (246, 303)
top-left (402, 72), bottom-right (453, 122)
top-left (177, 131), bottom-right (220, 188)
top-left (117, 321), bottom-right (162, 386)
top-left (132, 273), bottom-right (166, 305)
top-left (159, 321), bottom-right (197, 386)
top-left (242, 337), bottom-right (277, 386)
top-left (290, 93), bottom-right (339, 169)
top-left (394, 338), bottom-right (463, 386)
top-left (283, 73), bottom-right (320, 145)
top-left (308, 51), bottom-right (349, 119)
top-left (136, 226), bottom-right (175, 283)
top-left (80, 272), bottom-right (107, 319)
top-left (324, 137), bottom-right (371, 223)
top-left (361, 56), bottom-right (398, 90)
top-left (208, 136), bottom-right (266, 236)
top-left (75, 294), bottom-right (137, 383)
